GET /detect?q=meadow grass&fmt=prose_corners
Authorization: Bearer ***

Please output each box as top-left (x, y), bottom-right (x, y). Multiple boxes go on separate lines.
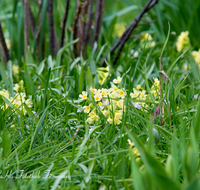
top-left (0, 0), bottom-right (200, 189)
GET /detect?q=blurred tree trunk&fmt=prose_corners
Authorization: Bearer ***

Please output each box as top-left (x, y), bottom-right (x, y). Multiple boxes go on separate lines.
top-left (24, 0), bottom-right (29, 58)
top-left (0, 22), bottom-right (10, 63)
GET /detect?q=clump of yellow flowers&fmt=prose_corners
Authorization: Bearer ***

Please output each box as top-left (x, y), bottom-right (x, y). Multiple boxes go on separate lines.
top-left (79, 76), bottom-right (125, 125)
top-left (130, 78), bottom-right (160, 109)
top-left (0, 80), bottom-right (32, 115)
top-left (140, 33), bottom-right (155, 48)
top-left (176, 31), bottom-right (190, 52)
top-left (78, 75), bottom-right (161, 125)
top-left (192, 49), bottom-right (200, 64)
top-left (114, 23), bottom-right (126, 38)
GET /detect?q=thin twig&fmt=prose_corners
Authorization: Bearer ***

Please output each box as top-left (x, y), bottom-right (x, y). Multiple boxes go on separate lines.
top-left (60, 0), bottom-right (70, 48)
top-left (137, 18), bottom-right (156, 26)
top-left (101, 0), bottom-right (159, 66)
top-left (93, 0), bottom-right (105, 47)
top-left (24, 0), bottom-right (29, 58)
top-left (0, 22), bottom-right (10, 63)
top-left (159, 57), bottom-right (163, 126)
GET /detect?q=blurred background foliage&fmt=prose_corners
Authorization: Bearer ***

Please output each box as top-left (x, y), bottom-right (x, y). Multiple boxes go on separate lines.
top-left (0, 0), bottom-right (200, 65)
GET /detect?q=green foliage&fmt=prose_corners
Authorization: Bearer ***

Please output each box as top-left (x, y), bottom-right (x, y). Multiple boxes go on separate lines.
top-left (0, 0), bottom-right (200, 189)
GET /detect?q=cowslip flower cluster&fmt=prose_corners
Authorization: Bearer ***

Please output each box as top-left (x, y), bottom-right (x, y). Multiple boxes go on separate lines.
top-left (78, 76), bottom-right (126, 125)
top-left (192, 49), bottom-right (200, 64)
top-left (114, 23), bottom-right (126, 38)
top-left (130, 78), bottom-right (160, 109)
top-left (176, 31), bottom-right (190, 52)
top-left (140, 33), bottom-right (155, 48)
top-left (78, 76), bottom-right (162, 126)
top-left (12, 65), bottom-right (19, 76)
top-left (0, 81), bottom-right (32, 114)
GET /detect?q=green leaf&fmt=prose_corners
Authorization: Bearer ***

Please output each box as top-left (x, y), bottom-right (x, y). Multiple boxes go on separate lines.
top-left (85, 159), bottom-right (95, 183)
top-left (175, 75), bottom-right (187, 99)
top-left (184, 178), bottom-right (200, 190)
top-left (0, 129), bottom-right (11, 159)
top-left (56, 39), bottom-right (79, 67)
top-left (130, 150), bottom-right (146, 190)
top-left (124, 127), bottom-right (180, 190)
top-left (103, 5), bottom-right (138, 21)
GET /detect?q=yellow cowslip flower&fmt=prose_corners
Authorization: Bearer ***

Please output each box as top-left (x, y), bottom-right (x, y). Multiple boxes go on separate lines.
top-left (114, 23), bottom-right (126, 38)
top-left (83, 105), bottom-right (90, 113)
top-left (117, 89), bottom-right (126, 99)
top-left (79, 91), bottom-right (88, 100)
top-left (92, 114), bottom-right (100, 122)
top-left (192, 49), bottom-right (200, 64)
top-left (140, 33), bottom-right (155, 48)
top-left (0, 89), bottom-right (10, 99)
top-left (176, 31), bottom-right (190, 52)
top-left (13, 84), bottom-right (20, 92)
top-left (86, 117), bottom-right (93, 124)
top-left (110, 92), bottom-right (117, 99)
top-left (127, 139), bottom-right (134, 148)
top-left (151, 90), bottom-right (157, 97)
top-left (13, 100), bottom-right (21, 108)
top-left (107, 117), bottom-right (113, 124)
top-left (141, 33), bottom-right (153, 41)
top-left (154, 78), bottom-right (160, 88)
top-left (12, 65), bottom-right (19, 75)
top-left (25, 98), bottom-right (32, 108)
top-left (139, 90), bottom-right (147, 100)
top-left (111, 84), bottom-right (118, 92)
top-left (94, 93), bottom-right (102, 102)
top-left (89, 87), bottom-right (96, 93)
top-left (89, 111), bottom-right (96, 117)
top-left (102, 109), bottom-right (109, 116)
top-left (136, 85), bottom-right (142, 90)
top-left (101, 88), bottom-right (108, 97)
top-left (133, 147), bottom-right (140, 156)
top-left (130, 90), bottom-right (140, 98)
top-left (114, 110), bottom-right (122, 125)
top-left (87, 111), bottom-right (100, 123)
top-left (113, 76), bottom-right (122, 84)
top-left (114, 118), bottom-right (121, 125)
top-left (117, 99), bottom-right (124, 109)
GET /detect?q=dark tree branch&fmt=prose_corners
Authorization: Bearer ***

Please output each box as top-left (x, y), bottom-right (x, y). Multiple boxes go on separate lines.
top-left (93, 0), bottom-right (105, 47)
top-left (0, 22), bottom-right (10, 63)
top-left (84, 0), bottom-right (94, 47)
top-left (73, 1), bottom-right (82, 57)
top-left (48, 0), bottom-right (55, 55)
top-left (101, 0), bottom-right (159, 66)
top-left (24, 0), bottom-right (29, 57)
top-left (80, 0), bottom-right (89, 58)
top-left (60, 0), bottom-right (70, 48)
